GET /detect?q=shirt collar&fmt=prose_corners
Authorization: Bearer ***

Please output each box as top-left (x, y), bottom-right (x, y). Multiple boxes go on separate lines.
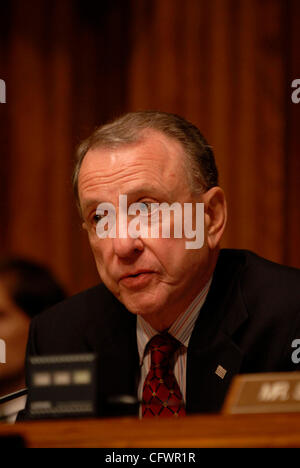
top-left (137, 277), bottom-right (212, 365)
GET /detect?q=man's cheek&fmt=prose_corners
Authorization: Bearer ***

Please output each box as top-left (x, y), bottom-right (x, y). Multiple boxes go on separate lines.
top-left (89, 237), bottom-right (106, 264)
top-left (98, 265), bottom-right (119, 293)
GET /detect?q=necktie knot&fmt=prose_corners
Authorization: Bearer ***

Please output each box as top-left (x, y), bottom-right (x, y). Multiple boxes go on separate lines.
top-left (148, 334), bottom-right (180, 375)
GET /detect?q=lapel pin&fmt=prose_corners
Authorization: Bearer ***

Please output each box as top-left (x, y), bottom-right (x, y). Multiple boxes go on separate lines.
top-left (215, 365), bottom-right (227, 380)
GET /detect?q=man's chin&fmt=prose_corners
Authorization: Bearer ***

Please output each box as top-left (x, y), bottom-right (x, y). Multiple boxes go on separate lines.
top-left (119, 292), bottom-right (163, 317)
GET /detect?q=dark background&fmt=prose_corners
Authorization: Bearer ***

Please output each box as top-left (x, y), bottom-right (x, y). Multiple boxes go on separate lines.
top-left (0, 0), bottom-right (299, 295)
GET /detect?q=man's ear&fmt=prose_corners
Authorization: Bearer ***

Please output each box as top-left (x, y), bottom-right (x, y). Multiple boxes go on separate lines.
top-left (202, 187), bottom-right (227, 250)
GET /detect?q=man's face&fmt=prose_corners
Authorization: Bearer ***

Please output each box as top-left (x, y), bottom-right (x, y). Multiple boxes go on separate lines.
top-left (78, 130), bottom-right (212, 329)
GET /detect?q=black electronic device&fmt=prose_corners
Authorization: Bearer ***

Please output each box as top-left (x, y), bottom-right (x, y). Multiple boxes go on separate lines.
top-left (27, 354), bottom-right (98, 419)
top-left (26, 353), bottom-right (139, 419)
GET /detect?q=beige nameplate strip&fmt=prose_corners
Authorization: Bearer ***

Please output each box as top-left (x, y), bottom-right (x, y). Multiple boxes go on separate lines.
top-left (223, 372), bottom-right (300, 414)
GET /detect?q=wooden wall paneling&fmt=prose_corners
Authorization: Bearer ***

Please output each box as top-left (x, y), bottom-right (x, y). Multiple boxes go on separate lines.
top-left (286, 0), bottom-right (300, 268)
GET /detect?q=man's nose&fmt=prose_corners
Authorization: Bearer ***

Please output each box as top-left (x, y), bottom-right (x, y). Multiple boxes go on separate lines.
top-left (112, 235), bottom-right (144, 259)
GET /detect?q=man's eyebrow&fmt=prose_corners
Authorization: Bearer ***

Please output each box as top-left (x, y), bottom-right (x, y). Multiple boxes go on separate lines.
top-left (81, 199), bottom-right (102, 212)
top-left (81, 186), bottom-right (168, 211)
top-left (125, 185), bottom-right (167, 198)
top-left (125, 187), bottom-right (151, 198)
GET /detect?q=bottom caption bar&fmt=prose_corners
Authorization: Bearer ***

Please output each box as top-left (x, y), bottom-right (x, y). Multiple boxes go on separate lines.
top-left (102, 450), bottom-right (199, 465)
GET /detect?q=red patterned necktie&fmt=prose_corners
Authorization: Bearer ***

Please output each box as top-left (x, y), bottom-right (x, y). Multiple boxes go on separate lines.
top-left (142, 333), bottom-right (186, 418)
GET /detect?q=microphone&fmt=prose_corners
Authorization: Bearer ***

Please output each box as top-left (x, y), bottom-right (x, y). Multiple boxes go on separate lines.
top-left (0, 388), bottom-right (28, 405)
top-left (0, 389), bottom-right (28, 423)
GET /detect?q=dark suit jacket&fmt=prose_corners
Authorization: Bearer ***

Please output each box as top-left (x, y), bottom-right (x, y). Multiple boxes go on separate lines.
top-left (24, 249), bottom-right (300, 415)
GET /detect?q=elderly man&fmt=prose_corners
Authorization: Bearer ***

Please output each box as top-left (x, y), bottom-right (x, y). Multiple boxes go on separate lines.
top-left (25, 111), bottom-right (300, 418)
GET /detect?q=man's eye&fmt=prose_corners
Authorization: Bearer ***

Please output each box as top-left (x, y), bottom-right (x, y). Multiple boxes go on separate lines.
top-left (92, 214), bottom-right (102, 224)
top-left (143, 201), bottom-right (161, 216)
top-left (137, 202), bottom-right (152, 216)
top-left (91, 209), bottom-right (110, 225)
top-left (142, 202), bottom-right (152, 211)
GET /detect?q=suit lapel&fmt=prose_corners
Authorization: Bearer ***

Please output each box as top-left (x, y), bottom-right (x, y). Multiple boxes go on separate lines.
top-left (98, 311), bottom-right (139, 401)
top-left (84, 290), bottom-right (139, 404)
top-left (186, 250), bottom-right (248, 413)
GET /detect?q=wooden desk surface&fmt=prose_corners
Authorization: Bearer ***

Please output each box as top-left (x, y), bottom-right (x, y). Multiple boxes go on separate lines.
top-left (1, 413), bottom-right (300, 447)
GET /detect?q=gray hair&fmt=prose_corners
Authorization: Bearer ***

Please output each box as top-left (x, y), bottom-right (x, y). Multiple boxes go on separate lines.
top-left (73, 110), bottom-right (219, 203)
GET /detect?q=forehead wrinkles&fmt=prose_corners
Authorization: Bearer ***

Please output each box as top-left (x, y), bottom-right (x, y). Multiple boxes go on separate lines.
top-left (79, 137), bottom-right (188, 197)
top-left (80, 160), bottom-right (167, 189)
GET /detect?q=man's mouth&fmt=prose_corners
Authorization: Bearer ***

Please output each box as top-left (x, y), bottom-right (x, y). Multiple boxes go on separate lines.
top-left (119, 271), bottom-right (155, 289)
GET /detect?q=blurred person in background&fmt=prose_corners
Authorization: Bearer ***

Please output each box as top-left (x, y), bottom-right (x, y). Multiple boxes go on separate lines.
top-left (0, 258), bottom-right (65, 423)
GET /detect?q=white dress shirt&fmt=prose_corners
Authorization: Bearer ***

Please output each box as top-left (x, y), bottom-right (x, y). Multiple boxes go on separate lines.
top-left (137, 278), bottom-right (212, 406)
